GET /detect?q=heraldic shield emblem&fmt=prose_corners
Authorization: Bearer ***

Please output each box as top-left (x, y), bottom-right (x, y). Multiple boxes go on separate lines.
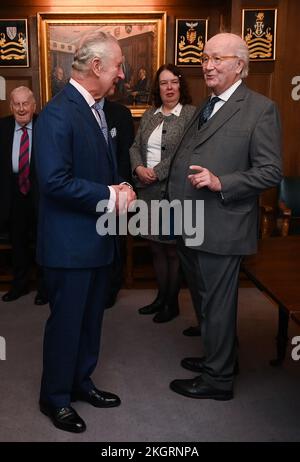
top-left (175, 19), bottom-right (208, 67)
top-left (0, 19), bottom-right (29, 67)
top-left (242, 9), bottom-right (277, 61)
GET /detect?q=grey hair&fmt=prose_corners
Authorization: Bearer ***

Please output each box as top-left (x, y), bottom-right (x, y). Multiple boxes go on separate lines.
top-left (72, 30), bottom-right (119, 73)
top-left (10, 86), bottom-right (35, 102)
top-left (235, 37), bottom-right (249, 78)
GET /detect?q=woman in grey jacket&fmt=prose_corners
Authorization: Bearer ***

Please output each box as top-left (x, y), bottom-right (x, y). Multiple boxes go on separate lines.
top-left (130, 64), bottom-right (195, 322)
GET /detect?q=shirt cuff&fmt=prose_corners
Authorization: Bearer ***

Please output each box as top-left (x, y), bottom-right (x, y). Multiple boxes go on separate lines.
top-left (107, 186), bottom-right (116, 212)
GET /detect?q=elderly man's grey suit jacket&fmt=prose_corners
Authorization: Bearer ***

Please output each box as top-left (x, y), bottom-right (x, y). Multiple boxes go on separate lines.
top-left (168, 83), bottom-right (282, 255)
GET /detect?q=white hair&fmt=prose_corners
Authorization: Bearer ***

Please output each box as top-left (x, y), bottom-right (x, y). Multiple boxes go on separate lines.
top-left (10, 86), bottom-right (35, 103)
top-left (72, 31), bottom-right (119, 74)
top-left (234, 36), bottom-right (249, 78)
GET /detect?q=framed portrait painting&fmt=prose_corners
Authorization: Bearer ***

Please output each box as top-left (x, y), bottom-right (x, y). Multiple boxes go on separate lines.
top-left (175, 19), bottom-right (208, 67)
top-left (37, 12), bottom-right (166, 117)
top-left (0, 19), bottom-right (29, 67)
top-left (242, 9), bottom-right (277, 61)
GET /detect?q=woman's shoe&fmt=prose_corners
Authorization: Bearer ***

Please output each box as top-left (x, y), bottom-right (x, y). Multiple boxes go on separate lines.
top-left (153, 304), bottom-right (179, 323)
top-left (138, 298), bottom-right (165, 315)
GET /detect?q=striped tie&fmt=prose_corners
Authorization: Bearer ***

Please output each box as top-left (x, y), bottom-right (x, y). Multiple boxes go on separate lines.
top-left (18, 127), bottom-right (30, 195)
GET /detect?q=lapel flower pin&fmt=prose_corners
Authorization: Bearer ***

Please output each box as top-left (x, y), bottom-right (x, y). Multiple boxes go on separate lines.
top-left (110, 127), bottom-right (117, 138)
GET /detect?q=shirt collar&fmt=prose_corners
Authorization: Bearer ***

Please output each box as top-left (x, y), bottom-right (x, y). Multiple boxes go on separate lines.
top-left (94, 98), bottom-right (105, 109)
top-left (211, 79), bottom-right (242, 102)
top-left (154, 102), bottom-right (183, 116)
top-left (15, 120), bottom-right (33, 131)
top-left (69, 78), bottom-right (102, 108)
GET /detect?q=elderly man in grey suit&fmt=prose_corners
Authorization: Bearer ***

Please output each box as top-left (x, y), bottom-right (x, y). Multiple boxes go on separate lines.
top-left (168, 33), bottom-right (282, 400)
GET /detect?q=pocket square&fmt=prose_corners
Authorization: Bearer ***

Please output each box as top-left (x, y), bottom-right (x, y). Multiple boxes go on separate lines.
top-left (110, 127), bottom-right (117, 138)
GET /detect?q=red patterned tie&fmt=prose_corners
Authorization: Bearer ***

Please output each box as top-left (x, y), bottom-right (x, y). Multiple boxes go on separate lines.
top-left (18, 126), bottom-right (31, 195)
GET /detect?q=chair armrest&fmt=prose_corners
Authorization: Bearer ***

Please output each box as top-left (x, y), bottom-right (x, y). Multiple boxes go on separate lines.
top-left (260, 205), bottom-right (274, 238)
top-left (279, 201), bottom-right (292, 236)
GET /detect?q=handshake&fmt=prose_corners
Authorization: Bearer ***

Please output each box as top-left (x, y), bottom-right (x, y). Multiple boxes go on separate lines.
top-left (111, 183), bottom-right (137, 215)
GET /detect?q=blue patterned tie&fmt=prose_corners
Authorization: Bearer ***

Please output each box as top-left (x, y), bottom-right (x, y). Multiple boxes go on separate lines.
top-left (92, 101), bottom-right (108, 143)
top-left (198, 96), bottom-right (221, 128)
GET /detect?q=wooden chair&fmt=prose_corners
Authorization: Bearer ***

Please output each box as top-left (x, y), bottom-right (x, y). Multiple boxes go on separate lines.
top-left (260, 177), bottom-right (300, 237)
top-left (125, 235), bottom-right (154, 287)
top-left (277, 177), bottom-right (300, 236)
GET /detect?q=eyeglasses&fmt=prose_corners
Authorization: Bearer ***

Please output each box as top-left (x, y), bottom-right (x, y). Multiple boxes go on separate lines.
top-left (200, 54), bottom-right (238, 66)
top-left (159, 78), bottom-right (180, 87)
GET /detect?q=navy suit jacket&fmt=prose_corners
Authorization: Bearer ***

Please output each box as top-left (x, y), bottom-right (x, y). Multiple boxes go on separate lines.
top-left (34, 83), bottom-right (119, 268)
top-left (104, 99), bottom-right (134, 182)
top-left (0, 114), bottom-right (39, 230)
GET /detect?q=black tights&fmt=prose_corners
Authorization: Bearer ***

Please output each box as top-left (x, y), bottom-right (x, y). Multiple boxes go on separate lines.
top-left (149, 241), bottom-right (181, 305)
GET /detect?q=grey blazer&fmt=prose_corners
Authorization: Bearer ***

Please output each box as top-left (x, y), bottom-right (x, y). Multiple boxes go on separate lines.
top-left (130, 104), bottom-right (195, 241)
top-left (168, 83), bottom-right (282, 255)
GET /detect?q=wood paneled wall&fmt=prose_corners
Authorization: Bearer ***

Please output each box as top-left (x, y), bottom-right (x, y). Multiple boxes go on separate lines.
top-left (0, 0), bottom-right (299, 187)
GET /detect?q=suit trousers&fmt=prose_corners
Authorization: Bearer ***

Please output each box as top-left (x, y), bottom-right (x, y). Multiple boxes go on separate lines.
top-left (10, 177), bottom-right (36, 289)
top-left (177, 239), bottom-right (242, 391)
top-left (40, 266), bottom-right (109, 407)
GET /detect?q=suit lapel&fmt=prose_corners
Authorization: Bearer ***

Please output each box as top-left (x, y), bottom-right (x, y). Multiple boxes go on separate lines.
top-left (169, 83), bottom-right (249, 173)
top-left (192, 83), bottom-right (248, 147)
top-left (6, 118), bottom-right (15, 176)
top-left (143, 110), bottom-right (164, 141)
top-left (64, 84), bottom-right (117, 175)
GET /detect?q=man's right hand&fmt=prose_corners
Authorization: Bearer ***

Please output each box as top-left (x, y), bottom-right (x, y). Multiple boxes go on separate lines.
top-left (111, 184), bottom-right (136, 214)
top-left (135, 166), bottom-right (157, 184)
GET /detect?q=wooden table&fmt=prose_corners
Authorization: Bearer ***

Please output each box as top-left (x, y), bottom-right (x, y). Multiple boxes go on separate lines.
top-left (242, 236), bottom-right (300, 365)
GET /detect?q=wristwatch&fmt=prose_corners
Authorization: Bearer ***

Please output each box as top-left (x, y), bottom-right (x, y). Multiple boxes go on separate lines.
top-left (121, 181), bottom-right (133, 190)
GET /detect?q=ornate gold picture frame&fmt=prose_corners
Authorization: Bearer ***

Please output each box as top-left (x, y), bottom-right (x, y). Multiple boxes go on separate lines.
top-left (37, 12), bottom-right (166, 117)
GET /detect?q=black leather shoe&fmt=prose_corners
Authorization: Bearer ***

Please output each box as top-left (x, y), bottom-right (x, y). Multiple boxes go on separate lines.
top-left (182, 325), bottom-right (201, 336)
top-left (153, 304), bottom-right (179, 323)
top-left (2, 288), bottom-right (29, 302)
top-left (34, 293), bottom-right (48, 305)
top-left (72, 387), bottom-right (121, 408)
top-left (181, 356), bottom-right (239, 375)
top-left (138, 299), bottom-right (165, 315)
top-left (170, 376), bottom-right (233, 400)
top-left (39, 402), bottom-right (86, 433)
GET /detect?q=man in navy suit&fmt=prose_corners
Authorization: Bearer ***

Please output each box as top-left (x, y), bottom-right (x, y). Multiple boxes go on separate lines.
top-left (35, 31), bottom-right (136, 433)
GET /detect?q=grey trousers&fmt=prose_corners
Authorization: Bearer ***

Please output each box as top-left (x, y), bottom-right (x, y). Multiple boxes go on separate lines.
top-left (177, 239), bottom-right (242, 391)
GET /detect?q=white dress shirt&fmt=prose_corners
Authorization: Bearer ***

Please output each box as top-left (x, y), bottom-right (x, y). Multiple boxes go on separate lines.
top-left (209, 79), bottom-right (242, 119)
top-left (147, 103), bottom-right (183, 168)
